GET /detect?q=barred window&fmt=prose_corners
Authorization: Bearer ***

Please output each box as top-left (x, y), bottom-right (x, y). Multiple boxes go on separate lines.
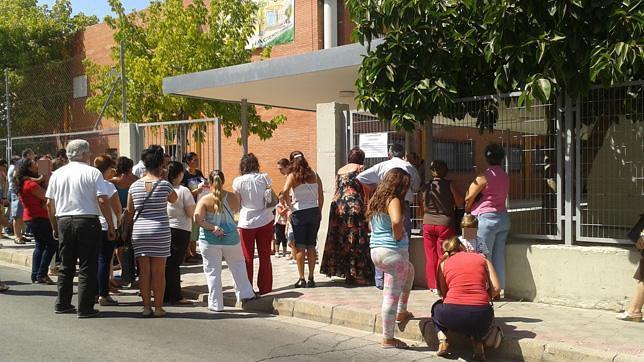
top-left (432, 140), bottom-right (473, 171)
top-left (503, 146), bottom-right (523, 172)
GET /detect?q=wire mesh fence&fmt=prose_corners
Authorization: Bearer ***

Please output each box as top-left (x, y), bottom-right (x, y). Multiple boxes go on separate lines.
top-left (138, 119), bottom-right (221, 174)
top-left (577, 84), bottom-right (644, 243)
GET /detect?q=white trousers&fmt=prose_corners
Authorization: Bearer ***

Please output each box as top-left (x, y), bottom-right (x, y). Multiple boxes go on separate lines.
top-left (199, 241), bottom-right (255, 311)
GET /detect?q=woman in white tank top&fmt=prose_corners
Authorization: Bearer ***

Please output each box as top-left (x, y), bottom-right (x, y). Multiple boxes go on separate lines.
top-left (282, 151), bottom-right (324, 288)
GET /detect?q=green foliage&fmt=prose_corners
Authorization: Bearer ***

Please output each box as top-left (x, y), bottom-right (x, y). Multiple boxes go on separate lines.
top-left (0, 0), bottom-right (97, 68)
top-left (346, 0), bottom-right (644, 131)
top-left (85, 0), bottom-right (285, 142)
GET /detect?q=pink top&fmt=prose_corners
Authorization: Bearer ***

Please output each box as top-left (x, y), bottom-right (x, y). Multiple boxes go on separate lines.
top-left (471, 166), bottom-right (509, 216)
top-left (442, 252), bottom-right (490, 306)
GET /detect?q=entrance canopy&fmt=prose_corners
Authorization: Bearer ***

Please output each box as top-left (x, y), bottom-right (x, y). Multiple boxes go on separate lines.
top-left (162, 41), bottom-right (382, 111)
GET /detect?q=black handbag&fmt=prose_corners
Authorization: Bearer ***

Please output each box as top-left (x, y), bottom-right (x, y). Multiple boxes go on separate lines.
top-left (627, 214), bottom-right (644, 243)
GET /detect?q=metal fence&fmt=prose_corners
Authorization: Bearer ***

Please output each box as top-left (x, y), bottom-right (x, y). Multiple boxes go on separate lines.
top-left (576, 84), bottom-right (644, 244)
top-left (138, 118), bottom-right (222, 173)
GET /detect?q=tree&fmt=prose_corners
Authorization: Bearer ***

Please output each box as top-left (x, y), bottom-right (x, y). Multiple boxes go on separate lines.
top-left (346, 0), bottom-right (643, 131)
top-left (85, 0), bottom-right (285, 142)
top-left (0, 0), bottom-right (98, 140)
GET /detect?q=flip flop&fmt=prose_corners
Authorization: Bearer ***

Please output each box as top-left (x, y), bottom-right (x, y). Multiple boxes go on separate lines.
top-left (0, 283), bottom-right (8, 292)
top-left (396, 311), bottom-right (415, 332)
top-left (382, 338), bottom-right (409, 349)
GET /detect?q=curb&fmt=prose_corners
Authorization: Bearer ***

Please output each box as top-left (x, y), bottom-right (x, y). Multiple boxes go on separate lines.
top-left (2, 247), bottom-right (643, 361)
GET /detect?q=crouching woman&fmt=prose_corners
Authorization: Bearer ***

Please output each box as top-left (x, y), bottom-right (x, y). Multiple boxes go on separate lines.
top-left (432, 237), bottom-right (501, 361)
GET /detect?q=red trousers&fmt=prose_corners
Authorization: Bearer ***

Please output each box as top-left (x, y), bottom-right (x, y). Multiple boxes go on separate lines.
top-left (423, 224), bottom-right (455, 289)
top-left (238, 222), bottom-right (274, 294)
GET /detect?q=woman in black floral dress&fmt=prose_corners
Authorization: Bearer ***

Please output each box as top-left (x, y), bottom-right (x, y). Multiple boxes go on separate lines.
top-left (321, 148), bottom-right (374, 285)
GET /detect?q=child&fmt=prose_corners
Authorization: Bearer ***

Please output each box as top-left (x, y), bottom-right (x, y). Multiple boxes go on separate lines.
top-left (459, 214), bottom-right (489, 255)
top-left (274, 192), bottom-right (289, 258)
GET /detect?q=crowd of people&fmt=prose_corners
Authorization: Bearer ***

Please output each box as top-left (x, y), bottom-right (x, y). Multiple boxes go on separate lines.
top-left (0, 138), bottom-right (641, 361)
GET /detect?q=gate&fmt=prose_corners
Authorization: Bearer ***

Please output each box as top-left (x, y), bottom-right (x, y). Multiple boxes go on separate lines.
top-left (136, 118), bottom-right (222, 173)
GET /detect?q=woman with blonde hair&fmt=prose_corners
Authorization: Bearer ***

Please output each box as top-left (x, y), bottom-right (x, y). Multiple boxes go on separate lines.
top-left (432, 236), bottom-right (501, 360)
top-left (195, 170), bottom-right (256, 312)
top-left (367, 167), bottom-right (415, 349)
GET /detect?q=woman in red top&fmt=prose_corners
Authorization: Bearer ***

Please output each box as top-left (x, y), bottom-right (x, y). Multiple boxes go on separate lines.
top-left (17, 159), bottom-right (56, 285)
top-left (433, 237), bottom-right (501, 361)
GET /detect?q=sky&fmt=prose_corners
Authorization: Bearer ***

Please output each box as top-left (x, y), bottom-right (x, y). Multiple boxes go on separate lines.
top-left (38, 0), bottom-right (153, 20)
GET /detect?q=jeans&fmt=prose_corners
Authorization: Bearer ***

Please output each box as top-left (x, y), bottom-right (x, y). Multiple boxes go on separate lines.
top-left (477, 212), bottom-right (511, 288)
top-left (165, 228), bottom-right (190, 302)
top-left (56, 216), bottom-right (101, 314)
top-left (375, 202), bottom-right (412, 289)
top-left (97, 231), bottom-right (115, 297)
top-left (28, 218), bottom-right (57, 282)
top-left (431, 300), bottom-right (494, 340)
top-left (199, 241), bottom-right (255, 311)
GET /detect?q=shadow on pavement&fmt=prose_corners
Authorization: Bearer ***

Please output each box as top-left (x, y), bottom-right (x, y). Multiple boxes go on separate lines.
top-left (4, 289), bottom-right (58, 297)
top-left (97, 310), bottom-right (270, 320)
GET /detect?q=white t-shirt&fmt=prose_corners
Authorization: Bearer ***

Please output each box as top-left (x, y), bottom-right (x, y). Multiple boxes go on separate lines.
top-left (45, 161), bottom-right (110, 217)
top-left (356, 157), bottom-right (421, 202)
top-left (167, 185), bottom-right (195, 232)
top-left (99, 180), bottom-right (118, 231)
top-left (132, 160), bottom-right (146, 178)
top-left (232, 172), bottom-right (273, 229)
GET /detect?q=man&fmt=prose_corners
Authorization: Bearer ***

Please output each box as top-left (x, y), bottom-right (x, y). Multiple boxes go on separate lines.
top-left (46, 139), bottom-right (115, 318)
top-left (357, 143), bottom-right (421, 289)
top-left (132, 151), bottom-right (146, 178)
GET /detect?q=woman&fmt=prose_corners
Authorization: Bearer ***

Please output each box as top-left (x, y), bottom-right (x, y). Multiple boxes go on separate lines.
top-left (433, 237), bottom-right (501, 360)
top-left (195, 170), bottom-right (256, 312)
top-left (165, 161), bottom-right (196, 305)
top-left (233, 153), bottom-right (274, 294)
top-left (111, 156), bottom-right (138, 287)
top-left (126, 145), bottom-right (177, 317)
top-left (465, 143), bottom-right (510, 294)
top-left (182, 152), bottom-right (206, 262)
top-left (277, 158), bottom-right (296, 261)
top-left (366, 168), bottom-right (415, 349)
top-left (422, 160), bottom-right (463, 292)
top-left (94, 155), bottom-right (122, 306)
top-left (16, 159), bottom-right (56, 285)
top-left (282, 151), bottom-right (324, 288)
top-left (617, 229), bottom-right (644, 322)
top-left (321, 147), bottom-right (374, 285)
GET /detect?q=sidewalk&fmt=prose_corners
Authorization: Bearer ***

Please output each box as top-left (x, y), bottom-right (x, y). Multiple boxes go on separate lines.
top-left (1, 237), bottom-right (642, 361)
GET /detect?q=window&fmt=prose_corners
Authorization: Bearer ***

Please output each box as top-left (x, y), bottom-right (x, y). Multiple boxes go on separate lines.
top-left (432, 140), bottom-right (473, 171)
top-left (503, 146), bottom-right (523, 172)
top-left (73, 75), bottom-right (88, 99)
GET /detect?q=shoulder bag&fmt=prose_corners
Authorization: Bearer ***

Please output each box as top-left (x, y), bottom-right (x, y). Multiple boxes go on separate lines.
top-left (263, 175), bottom-right (278, 209)
top-left (121, 180), bottom-right (161, 246)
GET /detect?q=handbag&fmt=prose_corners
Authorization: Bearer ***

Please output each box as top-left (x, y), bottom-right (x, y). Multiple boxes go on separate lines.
top-left (627, 214), bottom-right (644, 243)
top-left (263, 175), bottom-right (278, 209)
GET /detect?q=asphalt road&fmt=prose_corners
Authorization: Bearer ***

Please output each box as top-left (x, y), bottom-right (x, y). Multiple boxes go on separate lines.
top-left (0, 264), bottom-right (438, 361)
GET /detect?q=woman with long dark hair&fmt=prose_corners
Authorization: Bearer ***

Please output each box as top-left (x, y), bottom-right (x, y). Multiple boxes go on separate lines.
top-left (165, 161), bottom-right (196, 305)
top-left (282, 151), bottom-right (324, 288)
top-left (233, 153), bottom-right (275, 294)
top-left (366, 167), bottom-right (415, 349)
top-left (17, 159), bottom-right (56, 284)
top-left (111, 156), bottom-right (138, 287)
top-left (195, 170), bottom-right (256, 311)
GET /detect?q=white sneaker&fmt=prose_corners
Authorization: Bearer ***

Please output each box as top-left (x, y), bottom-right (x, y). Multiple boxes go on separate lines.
top-left (616, 311), bottom-right (642, 322)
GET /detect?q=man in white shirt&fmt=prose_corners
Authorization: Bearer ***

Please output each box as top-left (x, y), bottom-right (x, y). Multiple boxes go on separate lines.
top-left (132, 156), bottom-right (146, 178)
top-left (46, 139), bottom-right (115, 318)
top-left (356, 143), bottom-right (420, 289)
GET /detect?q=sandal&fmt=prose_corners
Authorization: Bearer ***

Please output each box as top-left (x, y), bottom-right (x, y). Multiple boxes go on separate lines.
top-left (382, 338), bottom-right (409, 349)
top-left (396, 311), bottom-right (414, 332)
top-left (436, 340), bottom-right (449, 357)
top-left (0, 282), bottom-right (8, 292)
top-left (616, 311), bottom-right (643, 322)
top-left (472, 341), bottom-right (486, 361)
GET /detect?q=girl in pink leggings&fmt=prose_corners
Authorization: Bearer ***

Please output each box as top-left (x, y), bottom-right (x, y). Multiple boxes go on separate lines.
top-left (367, 168), bottom-right (415, 349)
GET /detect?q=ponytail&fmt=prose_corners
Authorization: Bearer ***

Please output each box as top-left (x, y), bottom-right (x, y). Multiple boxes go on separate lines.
top-left (440, 236), bottom-right (462, 262)
top-left (208, 170), bottom-right (226, 214)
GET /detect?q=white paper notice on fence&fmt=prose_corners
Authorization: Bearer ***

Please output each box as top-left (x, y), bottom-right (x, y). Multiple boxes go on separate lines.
top-left (359, 132), bottom-right (389, 158)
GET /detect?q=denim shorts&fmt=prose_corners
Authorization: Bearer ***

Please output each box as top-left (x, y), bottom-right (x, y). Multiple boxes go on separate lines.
top-left (291, 207), bottom-right (320, 250)
top-left (10, 192), bottom-right (23, 220)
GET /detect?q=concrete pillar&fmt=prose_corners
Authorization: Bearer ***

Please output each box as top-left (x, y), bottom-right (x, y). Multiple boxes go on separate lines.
top-left (423, 119), bottom-right (433, 181)
top-left (316, 102), bottom-right (349, 252)
top-left (118, 122), bottom-right (141, 160)
top-left (323, 0), bottom-right (338, 49)
top-left (241, 99), bottom-right (248, 156)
